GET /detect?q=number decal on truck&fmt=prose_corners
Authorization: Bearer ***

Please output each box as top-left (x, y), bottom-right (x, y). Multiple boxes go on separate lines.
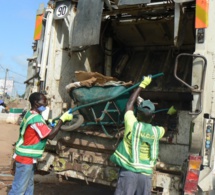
top-left (54, 1), bottom-right (71, 20)
top-left (56, 5), bottom-right (68, 17)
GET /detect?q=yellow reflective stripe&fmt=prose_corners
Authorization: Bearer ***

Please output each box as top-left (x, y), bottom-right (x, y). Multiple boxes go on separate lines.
top-left (16, 147), bottom-right (43, 154)
top-left (133, 123), bottom-right (142, 163)
top-left (133, 124), bottom-right (138, 163)
top-left (151, 127), bottom-right (158, 160)
top-left (20, 114), bottom-right (37, 136)
top-left (16, 114), bottom-right (39, 147)
top-left (115, 150), bottom-right (153, 170)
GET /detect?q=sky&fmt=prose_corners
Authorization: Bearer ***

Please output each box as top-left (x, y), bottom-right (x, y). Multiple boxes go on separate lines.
top-left (0, 1), bottom-right (47, 96)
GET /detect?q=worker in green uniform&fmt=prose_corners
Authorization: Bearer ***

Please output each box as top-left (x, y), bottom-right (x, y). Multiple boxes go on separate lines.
top-left (110, 76), bottom-right (175, 195)
top-left (9, 92), bottom-right (73, 195)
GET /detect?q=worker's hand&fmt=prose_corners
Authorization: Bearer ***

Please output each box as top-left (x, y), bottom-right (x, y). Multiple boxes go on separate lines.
top-left (167, 106), bottom-right (177, 115)
top-left (139, 76), bottom-right (152, 89)
top-left (60, 109), bottom-right (73, 122)
top-left (48, 119), bottom-right (59, 127)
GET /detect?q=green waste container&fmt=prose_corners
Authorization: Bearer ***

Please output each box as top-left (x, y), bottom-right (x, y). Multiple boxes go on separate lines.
top-left (7, 108), bottom-right (24, 124)
top-left (9, 108), bottom-right (23, 113)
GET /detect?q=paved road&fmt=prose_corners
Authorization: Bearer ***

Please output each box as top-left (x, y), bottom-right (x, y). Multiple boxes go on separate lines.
top-left (0, 122), bottom-right (115, 195)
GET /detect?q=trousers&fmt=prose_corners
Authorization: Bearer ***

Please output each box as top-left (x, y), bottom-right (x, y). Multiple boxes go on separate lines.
top-left (8, 162), bottom-right (35, 195)
top-left (114, 168), bottom-right (152, 195)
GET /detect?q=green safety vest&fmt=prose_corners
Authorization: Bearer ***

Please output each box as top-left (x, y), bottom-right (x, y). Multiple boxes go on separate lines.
top-left (15, 111), bottom-right (48, 158)
top-left (110, 121), bottom-right (161, 175)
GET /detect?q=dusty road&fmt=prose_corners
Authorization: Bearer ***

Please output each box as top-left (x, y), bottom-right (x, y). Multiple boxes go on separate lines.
top-left (0, 122), bottom-right (115, 195)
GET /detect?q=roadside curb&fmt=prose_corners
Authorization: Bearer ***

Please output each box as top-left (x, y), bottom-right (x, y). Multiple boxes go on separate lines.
top-left (0, 114), bottom-right (9, 123)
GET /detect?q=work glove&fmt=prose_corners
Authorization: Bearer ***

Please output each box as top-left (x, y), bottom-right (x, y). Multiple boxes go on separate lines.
top-left (167, 106), bottom-right (177, 115)
top-left (139, 76), bottom-right (152, 89)
top-left (60, 109), bottom-right (73, 122)
top-left (48, 119), bottom-right (59, 127)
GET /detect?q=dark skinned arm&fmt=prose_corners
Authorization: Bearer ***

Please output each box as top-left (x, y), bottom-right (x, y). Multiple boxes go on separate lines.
top-left (128, 87), bottom-right (168, 136)
top-left (126, 75), bottom-right (152, 111)
top-left (46, 119), bottom-right (64, 140)
top-left (113, 87), bottom-right (143, 139)
top-left (46, 109), bottom-right (73, 140)
top-left (126, 87), bottom-right (142, 112)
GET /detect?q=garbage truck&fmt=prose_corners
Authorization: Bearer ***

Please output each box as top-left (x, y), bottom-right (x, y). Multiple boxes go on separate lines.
top-left (24, 0), bottom-right (215, 194)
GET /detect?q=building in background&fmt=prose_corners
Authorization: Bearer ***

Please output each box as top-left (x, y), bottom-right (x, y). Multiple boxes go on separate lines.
top-left (0, 79), bottom-right (14, 98)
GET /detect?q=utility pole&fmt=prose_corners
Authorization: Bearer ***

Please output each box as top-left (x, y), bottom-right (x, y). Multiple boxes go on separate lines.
top-left (3, 68), bottom-right (8, 100)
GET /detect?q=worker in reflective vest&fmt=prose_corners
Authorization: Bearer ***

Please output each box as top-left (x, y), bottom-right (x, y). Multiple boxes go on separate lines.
top-left (9, 92), bottom-right (73, 195)
top-left (111, 76), bottom-right (174, 195)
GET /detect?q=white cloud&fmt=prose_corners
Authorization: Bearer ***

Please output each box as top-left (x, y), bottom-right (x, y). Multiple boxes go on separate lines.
top-left (12, 55), bottom-right (28, 67)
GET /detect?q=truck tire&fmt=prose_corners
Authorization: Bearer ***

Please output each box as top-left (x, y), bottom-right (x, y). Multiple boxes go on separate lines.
top-left (61, 114), bottom-right (84, 131)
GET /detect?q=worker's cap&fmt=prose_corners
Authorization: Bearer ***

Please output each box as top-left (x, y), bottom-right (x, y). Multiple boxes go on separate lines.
top-left (0, 100), bottom-right (4, 104)
top-left (138, 100), bottom-right (155, 114)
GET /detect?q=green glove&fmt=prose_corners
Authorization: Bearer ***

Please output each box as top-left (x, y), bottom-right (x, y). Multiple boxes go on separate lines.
top-left (60, 111), bottom-right (73, 122)
top-left (139, 76), bottom-right (152, 89)
top-left (167, 106), bottom-right (177, 115)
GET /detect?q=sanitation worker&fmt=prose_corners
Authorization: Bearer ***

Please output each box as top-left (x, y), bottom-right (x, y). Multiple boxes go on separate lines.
top-left (9, 92), bottom-right (73, 195)
top-left (110, 76), bottom-right (176, 195)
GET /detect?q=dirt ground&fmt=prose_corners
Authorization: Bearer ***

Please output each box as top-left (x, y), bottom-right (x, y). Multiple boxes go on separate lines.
top-left (0, 122), bottom-right (115, 195)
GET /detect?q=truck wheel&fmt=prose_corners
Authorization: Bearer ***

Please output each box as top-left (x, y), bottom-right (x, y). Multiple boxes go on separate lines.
top-left (61, 114), bottom-right (84, 131)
